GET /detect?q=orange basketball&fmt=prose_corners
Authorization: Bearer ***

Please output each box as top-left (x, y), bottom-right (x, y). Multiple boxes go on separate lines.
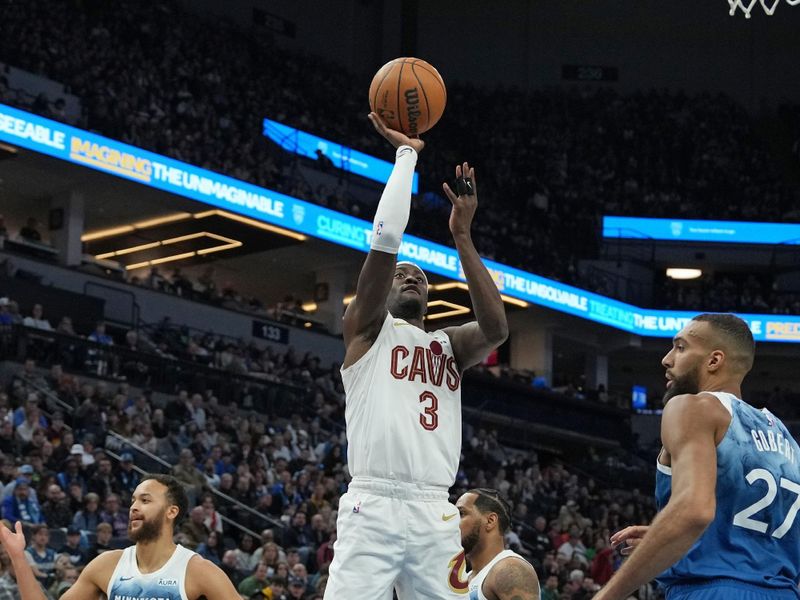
top-left (368, 57), bottom-right (447, 136)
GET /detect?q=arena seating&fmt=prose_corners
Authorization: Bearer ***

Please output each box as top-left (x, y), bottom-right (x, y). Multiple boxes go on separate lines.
top-left (1, 0), bottom-right (797, 311)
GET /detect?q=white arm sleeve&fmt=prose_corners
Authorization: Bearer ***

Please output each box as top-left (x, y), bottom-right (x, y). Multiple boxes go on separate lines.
top-left (369, 145), bottom-right (417, 254)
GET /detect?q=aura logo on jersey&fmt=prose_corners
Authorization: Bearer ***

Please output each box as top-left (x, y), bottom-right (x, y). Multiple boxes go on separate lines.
top-left (447, 552), bottom-right (470, 594)
top-left (389, 345), bottom-right (460, 391)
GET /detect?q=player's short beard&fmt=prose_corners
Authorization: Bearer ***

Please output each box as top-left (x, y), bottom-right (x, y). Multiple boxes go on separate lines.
top-left (391, 296), bottom-right (424, 322)
top-left (663, 364), bottom-right (701, 403)
top-left (461, 521), bottom-right (482, 555)
top-left (128, 507), bottom-right (166, 543)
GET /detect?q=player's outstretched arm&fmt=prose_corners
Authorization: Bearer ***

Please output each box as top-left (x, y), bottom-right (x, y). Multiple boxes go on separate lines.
top-left (0, 521), bottom-right (47, 600)
top-left (343, 113), bottom-right (424, 367)
top-left (0, 521), bottom-right (113, 600)
top-left (186, 555), bottom-right (241, 600)
top-left (442, 163), bottom-right (508, 370)
top-left (487, 558), bottom-right (540, 600)
top-left (593, 393), bottom-right (729, 600)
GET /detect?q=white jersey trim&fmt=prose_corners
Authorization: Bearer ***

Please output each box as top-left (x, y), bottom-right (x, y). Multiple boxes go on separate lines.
top-left (105, 549), bottom-right (125, 598)
top-left (702, 391), bottom-right (735, 416)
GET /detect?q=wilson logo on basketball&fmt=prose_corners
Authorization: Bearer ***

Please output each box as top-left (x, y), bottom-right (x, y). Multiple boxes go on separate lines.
top-left (404, 87), bottom-right (422, 135)
top-left (447, 551), bottom-right (469, 594)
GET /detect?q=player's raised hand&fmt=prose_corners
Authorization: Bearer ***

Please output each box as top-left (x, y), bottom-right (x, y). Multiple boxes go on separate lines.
top-left (610, 525), bottom-right (649, 556)
top-left (442, 162), bottom-right (478, 239)
top-left (0, 521), bottom-right (26, 557)
top-left (368, 112), bottom-right (425, 154)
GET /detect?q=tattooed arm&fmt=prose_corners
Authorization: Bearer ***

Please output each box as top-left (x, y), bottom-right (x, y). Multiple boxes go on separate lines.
top-left (484, 558), bottom-right (540, 600)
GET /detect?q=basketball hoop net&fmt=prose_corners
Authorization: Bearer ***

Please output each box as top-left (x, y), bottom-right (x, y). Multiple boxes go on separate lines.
top-left (729, 0), bottom-right (800, 18)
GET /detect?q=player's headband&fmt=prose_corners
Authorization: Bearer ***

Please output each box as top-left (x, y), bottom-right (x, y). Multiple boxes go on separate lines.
top-left (396, 261), bottom-right (428, 287)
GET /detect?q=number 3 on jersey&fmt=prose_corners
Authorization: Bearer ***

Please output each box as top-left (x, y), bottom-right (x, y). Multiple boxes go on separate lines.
top-left (419, 391), bottom-right (439, 431)
top-left (733, 468), bottom-right (800, 539)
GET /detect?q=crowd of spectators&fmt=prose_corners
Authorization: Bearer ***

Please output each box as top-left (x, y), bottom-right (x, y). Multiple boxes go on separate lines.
top-left (0, 75), bottom-right (73, 128)
top-left (0, 282), bottom-right (341, 403)
top-left (0, 283), bottom-right (661, 598)
top-left (3, 282), bottom-right (798, 598)
top-left (0, 3), bottom-right (797, 595)
top-left (1, 0), bottom-right (797, 315)
top-left (0, 346), bottom-right (663, 599)
top-left (129, 265), bottom-right (314, 329)
top-left (659, 273), bottom-right (800, 314)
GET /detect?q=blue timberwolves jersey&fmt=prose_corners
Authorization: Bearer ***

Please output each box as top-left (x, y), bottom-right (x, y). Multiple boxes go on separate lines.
top-left (655, 392), bottom-right (800, 593)
top-left (106, 543), bottom-right (195, 600)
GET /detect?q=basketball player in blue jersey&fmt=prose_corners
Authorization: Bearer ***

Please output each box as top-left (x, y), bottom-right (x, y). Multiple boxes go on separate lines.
top-left (455, 488), bottom-right (539, 600)
top-left (0, 474), bottom-right (240, 600)
top-left (595, 313), bottom-right (800, 600)
top-left (323, 113), bottom-right (508, 600)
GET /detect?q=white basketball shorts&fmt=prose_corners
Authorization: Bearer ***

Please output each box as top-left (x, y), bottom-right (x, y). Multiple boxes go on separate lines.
top-left (323, 476), bottom-right (468, 600)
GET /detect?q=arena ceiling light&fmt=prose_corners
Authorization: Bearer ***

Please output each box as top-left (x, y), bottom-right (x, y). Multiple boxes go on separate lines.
top-left (334, 285), bottom-right (528, 311)
top-left (193, 209), bottom-right (307, 241)
top-left (327, 297), bottom-right (472, 319)
top-left (83, 209), bottom-right (307, 243)
top-left (429, 281), bottom-right (529, 308)
top-left (95, 232), bottom-right (242, 261)
top-left (117, 232), bottom-right (243, 271)
top-left (0, 142), bottom-right (18, 157)
top-left (666, 268), bottom-right (703, 280)
top-left (424, 300), bottom-right (471, 321)
top-left (82, 212), bottom-right (193, 242)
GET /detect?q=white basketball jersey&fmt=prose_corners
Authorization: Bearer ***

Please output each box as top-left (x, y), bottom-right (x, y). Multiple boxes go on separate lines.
top-left (468, 550), bottom-right (532, 600)
top-left (106, 543), bottom-right (195, 600)
top-left (341, 312), bottom-right (462, 487)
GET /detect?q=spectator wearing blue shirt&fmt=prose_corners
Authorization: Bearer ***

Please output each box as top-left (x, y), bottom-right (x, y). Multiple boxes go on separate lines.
top-left (13, 393), bottom-right (48, 429)
top-left (88, 321), bottom-right (113, 346)
top-left (1, 464), bottom-right (38, 503)
top-left (56, 457), bottom-right (86, 494)
top-left (87, 321), bottom-right (113, 376)
top-left (0, 298), bottom-right (12, 325)
top-left (24, 525), bottom-right (56, 585)
top-left (71, 492), bottom-right (101, 533)
top-left (196, 530), bottom-right (224, 566)
top-left (2, 479), bottom-right (44, 525)
top-left (115, 452), bottom-right (141, 497)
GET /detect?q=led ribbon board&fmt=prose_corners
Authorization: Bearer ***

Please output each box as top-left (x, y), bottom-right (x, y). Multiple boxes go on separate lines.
top-left (2, 103), bottom-right (800, 342)
top-left (603, 216), bottom-right (800, 245)
top-left (263, 118), bottom-right (419, 193)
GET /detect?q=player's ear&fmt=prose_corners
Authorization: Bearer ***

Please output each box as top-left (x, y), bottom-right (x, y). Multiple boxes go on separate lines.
top-left (166, 504), bottom-right (180, 521)
top-left (707, 350), bottom-right (725, 372)
top-left (485, 512), bottom-right (498, 532)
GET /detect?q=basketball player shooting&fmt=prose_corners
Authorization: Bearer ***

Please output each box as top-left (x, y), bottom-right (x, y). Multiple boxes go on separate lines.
top-left (0, 475), bottom-right (240, 600)
top-left (594, 314), bottom-right (800, 600)
top-left (323, 113), bottom-right (508, 600)
top-left (456, 488), bottom-right (539, 599)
